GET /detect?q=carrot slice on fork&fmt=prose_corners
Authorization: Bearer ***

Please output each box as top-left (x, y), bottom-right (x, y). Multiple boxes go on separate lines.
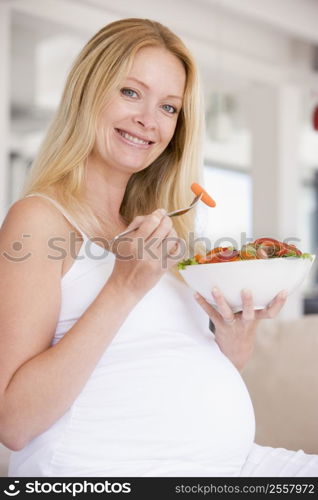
top-left (191, 183), bottom-right (216, 207)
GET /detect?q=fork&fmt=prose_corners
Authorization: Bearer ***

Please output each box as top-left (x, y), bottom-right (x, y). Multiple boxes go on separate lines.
top-left (109, 192), bottom-right (203, 245)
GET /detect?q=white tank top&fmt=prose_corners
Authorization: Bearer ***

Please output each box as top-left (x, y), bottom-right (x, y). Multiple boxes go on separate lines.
top-left (8, 193), bottom-right (255, 477)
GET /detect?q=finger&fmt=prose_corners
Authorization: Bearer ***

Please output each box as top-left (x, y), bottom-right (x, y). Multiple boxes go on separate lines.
top-left (165, 237), bottom-right (187, 268)
top-left (211, 287), bottom-right (235, 322)
top-left (136, 209), bottom-right (166, 239)
top-left (266, 290), bottom-right (288, 318)
top-left (151, 215), bottom-right (173, 246)
top-left (255, 290), bottom-right (288, 319)
top-left (194, 292), bottom-right (223, 324)
top-left (163, 233), bottom-right (183, 256)
top-left (167, 239), bottom-right (182, 257)
top-left (126, 214), bottom-right (146, 230)
top-left (110, 215), bottom-right (146, 253)
top-left (241, 289), bottom-right (255, 322)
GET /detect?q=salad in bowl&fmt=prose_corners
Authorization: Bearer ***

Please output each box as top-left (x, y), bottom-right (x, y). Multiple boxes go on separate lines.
top-left (178, 238), bottom-right (315, 313)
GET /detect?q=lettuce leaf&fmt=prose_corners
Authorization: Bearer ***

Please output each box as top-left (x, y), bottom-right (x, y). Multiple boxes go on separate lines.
top-left (280, 252), bottom-right (314, 260)
top-left (298, 253), bottom-right (314, 261)
top-left (177, 257), bottom-right (199, 270)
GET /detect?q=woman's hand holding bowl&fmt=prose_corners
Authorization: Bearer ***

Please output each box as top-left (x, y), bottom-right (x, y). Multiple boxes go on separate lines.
top-left (194, 287), bottom-right (288, 371)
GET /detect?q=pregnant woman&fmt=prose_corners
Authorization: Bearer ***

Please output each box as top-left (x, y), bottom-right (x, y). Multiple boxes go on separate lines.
top-left (1, 18), bottom-right (317, 477)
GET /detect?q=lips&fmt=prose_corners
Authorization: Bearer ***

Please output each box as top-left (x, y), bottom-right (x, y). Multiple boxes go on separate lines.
top-left (115, 128), bottom-right (155, 145)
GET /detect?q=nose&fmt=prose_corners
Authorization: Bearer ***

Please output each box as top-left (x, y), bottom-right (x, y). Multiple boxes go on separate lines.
top-left (132, 106), bottom-right (158, 129)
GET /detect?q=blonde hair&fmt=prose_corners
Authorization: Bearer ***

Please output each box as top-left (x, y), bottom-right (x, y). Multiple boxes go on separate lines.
top-left (21, 18), bottom-right (206, 281)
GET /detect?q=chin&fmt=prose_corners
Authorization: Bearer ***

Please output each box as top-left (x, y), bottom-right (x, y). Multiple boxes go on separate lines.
top-left (116, 161), bottom-right (149, 173)
top-left (118, 156), bottom-right (155, 172)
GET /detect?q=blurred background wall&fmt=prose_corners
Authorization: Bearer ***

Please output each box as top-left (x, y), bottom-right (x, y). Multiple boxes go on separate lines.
top-left (1, 0), bottom-right (318, 319)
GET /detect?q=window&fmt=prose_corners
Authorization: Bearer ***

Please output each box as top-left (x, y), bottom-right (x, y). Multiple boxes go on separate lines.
top-left (195, 164), bottom-right (252, 251)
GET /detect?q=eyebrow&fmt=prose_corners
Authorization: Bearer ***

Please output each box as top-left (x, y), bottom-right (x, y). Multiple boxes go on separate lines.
top-left (125, 77), bottom-right (183, 101)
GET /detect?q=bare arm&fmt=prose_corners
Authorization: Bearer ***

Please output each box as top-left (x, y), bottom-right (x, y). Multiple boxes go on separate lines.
top-left (0, 200), bottom-right (179, 450)
top-left (1, 278), bottom-right (139, 450)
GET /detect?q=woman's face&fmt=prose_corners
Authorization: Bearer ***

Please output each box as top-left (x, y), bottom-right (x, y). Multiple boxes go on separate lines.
top-left (91, 46), bottom-right (186, 174)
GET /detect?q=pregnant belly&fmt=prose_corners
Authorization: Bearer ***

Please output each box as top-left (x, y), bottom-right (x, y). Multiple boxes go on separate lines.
top-left (60, 339), bottom-right (255, 475)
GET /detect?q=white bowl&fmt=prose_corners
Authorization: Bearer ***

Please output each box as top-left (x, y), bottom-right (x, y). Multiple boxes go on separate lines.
top-left (179, 256), bottom-right (316, 313)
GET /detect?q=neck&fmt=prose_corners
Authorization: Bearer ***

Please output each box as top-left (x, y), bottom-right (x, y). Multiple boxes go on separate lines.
top-left (84, 156), bottom-right (130, 227)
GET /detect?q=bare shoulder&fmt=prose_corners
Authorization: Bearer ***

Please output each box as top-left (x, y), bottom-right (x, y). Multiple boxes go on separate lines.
top-left (0, 194), bottom-right (68, 299)
top-left (2, 195), bottom-right (70, 236)
top-left (1, 196), bottom-right (76, 261)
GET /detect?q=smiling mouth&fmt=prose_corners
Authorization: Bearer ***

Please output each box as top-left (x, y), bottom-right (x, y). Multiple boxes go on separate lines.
top-left (115, 128), bottom-right (154, 146)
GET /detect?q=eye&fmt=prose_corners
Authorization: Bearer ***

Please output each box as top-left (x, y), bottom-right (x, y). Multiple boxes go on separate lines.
top-left (162, 104), bottom-right (178, 114)
top-left (120, 88), bottom-right (138, 98)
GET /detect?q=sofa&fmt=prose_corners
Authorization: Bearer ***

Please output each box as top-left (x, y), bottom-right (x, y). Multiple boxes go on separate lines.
top-left (1, 314), bottom-right (317, 476)
top-left (242, 313), bottom-right (318, 455)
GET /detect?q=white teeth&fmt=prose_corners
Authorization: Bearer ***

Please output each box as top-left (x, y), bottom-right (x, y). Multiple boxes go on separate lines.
top-left (118, 129), bottom-right (150, 145)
